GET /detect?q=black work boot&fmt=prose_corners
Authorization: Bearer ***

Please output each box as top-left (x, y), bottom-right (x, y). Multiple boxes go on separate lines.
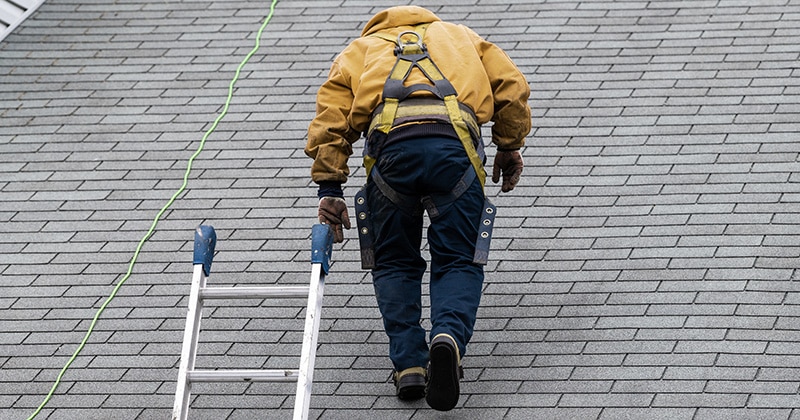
top-left (393, 367), bottom-right (426, 400)
top-left (425, 333), bottom-right (462, 411)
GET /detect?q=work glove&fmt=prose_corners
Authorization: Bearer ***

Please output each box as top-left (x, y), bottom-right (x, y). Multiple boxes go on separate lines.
top-left (318, 196), bottom-right (351, 243)
top-left (492, 149), bottom-right (523, 193)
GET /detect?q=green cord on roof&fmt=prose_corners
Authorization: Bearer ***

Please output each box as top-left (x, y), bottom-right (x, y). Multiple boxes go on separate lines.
top-left (27, 1), bottom-right (280, 418)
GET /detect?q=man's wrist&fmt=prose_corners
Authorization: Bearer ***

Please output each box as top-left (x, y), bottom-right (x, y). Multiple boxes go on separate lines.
top-left (317, 181), bottom-right (344, 199)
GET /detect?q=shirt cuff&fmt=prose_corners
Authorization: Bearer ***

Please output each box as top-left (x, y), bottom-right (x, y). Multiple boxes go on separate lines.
top-left (317, 181), bottom-right (344, 199)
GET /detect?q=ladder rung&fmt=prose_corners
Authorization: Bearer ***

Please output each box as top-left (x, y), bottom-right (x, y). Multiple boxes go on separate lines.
top-left (199, 286), bottom-right (309, 299)
top-left (187, 369), bottom-right (300, 382)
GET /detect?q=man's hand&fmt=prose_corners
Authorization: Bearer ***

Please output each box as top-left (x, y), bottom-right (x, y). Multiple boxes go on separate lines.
top-left (492, 150), bottom-right (523, 192)
top-left (318, 196), bottom-right (351, 243)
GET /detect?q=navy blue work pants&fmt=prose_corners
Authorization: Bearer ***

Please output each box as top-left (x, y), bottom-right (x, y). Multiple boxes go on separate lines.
top-left (366, 136), bottom-right (484, 372)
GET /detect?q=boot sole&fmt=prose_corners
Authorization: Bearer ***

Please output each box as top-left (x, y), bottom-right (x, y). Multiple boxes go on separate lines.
top-left (425, 339), bottom-right (460, 411)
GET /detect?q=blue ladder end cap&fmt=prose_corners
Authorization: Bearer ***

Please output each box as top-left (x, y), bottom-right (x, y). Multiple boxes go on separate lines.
top-left (193, 225), bottom-right (217, 276)
top-left (311, 224), bottom-right (333, 274)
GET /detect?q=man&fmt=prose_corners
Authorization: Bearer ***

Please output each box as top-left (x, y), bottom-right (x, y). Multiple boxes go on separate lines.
top-left (305, 5), bottom-right (531, 411)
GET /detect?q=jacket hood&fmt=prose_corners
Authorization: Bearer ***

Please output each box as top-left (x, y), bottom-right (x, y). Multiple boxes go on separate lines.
top-left (361, 6), bottom-right (442, 37)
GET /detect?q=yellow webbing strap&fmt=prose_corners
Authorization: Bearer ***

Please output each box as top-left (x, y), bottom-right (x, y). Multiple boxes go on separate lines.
top-left (388, 60), bottom-right (414, 84)
top-left (364, 154), bottom-right (377, 177)
top-left (444, 95), bottom-right (486, 187)
top-left (415, 58), bottom-right (444, 82)
top-left (368, 99), bottom-right (479, 130)
top-left (377, 97), bottom-right (400, 134)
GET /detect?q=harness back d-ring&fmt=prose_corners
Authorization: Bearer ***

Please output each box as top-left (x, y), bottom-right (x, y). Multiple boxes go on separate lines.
top-left (395, 31), bottom-right (424, 55)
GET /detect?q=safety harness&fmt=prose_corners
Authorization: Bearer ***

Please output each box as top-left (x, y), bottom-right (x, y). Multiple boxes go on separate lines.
top-left (354, 24), bottom-right (496, 268)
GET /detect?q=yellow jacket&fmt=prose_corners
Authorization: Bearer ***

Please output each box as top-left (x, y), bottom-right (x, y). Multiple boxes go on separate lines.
top-left (306, 6), bottom-right (532, 184)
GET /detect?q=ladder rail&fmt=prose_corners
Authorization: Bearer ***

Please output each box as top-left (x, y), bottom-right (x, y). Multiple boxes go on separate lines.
top-left (294, 262), bottom-right (325, 420)
top-left (172, 264), bottom-right (206, 420)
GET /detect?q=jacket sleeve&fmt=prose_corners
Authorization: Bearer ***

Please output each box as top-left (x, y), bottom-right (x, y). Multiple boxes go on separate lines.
top-left (470, 29), bottom-right (532, 150)
top-left (305, 59), bottom-right (361, 184)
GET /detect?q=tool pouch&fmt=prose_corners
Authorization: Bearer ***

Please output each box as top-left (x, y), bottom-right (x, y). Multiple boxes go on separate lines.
top-left (354, 187), bottom-right (376, 269)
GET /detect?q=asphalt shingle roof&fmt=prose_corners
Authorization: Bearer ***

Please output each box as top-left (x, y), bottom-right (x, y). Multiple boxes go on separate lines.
top-left (2, 0), bottom-right (800, 419)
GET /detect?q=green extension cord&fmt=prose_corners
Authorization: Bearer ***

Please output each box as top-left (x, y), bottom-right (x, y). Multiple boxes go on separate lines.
top-left (27, 1), bottom-right (280, 418)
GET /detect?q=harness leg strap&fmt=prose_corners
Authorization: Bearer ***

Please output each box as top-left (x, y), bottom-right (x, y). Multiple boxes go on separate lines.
top-left (354, 187), bottom-right (376, 269)
top-left (420, 165), bottom-right (476, 219)
top-left (473, 198), bottom-right (496, 265)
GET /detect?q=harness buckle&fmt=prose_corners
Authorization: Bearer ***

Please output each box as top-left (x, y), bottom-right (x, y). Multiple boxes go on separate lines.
top-left (394, 31), bottom-right (426, 55)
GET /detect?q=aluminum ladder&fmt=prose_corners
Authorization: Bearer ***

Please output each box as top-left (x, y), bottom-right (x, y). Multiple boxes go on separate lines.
top-left (172, 224), bottom-right (333, 420)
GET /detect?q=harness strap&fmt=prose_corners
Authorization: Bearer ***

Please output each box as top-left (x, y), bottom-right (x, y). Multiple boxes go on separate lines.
top-left (354, 188), bottom-right (376, 269)
top-left (367, 98), bottom-right (482, 144)
top-left (370, 166), bottom-right (419, 215)
top-left (444, 95), bottom-right (486, 188)
top-left (371, 164), bottom-right (476, 219)
top-left (421, 166), bottom-right (476, 219)
top-left (362, 164), bottom-right (495, 266)
top-left (473, 200), bottom-right (497, 265)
